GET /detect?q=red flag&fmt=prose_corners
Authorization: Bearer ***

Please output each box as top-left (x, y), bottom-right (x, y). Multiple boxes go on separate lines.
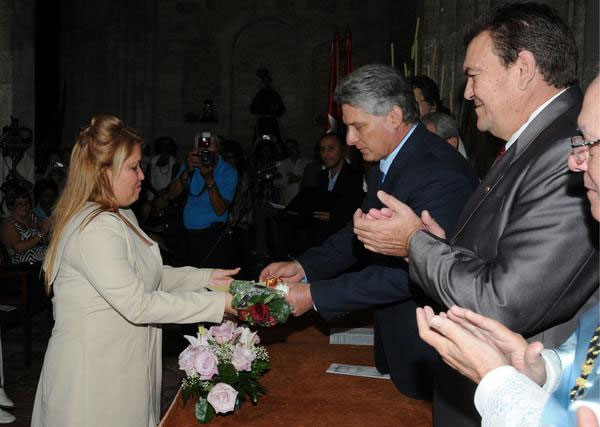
top-left (343, 29), bottom-right (352, 76)
top-left (325, 31), bottom-right (340, 133)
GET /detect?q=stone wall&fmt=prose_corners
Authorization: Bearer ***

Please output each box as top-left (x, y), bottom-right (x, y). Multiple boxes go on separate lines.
top-left (152, 0), bottom-right (392, 156)
top-left (59, 0), bottom-right (156, 149)
top-left (418, 0), bottom-right (593, 114)
top-left (0, 0), bottom-right (35, 139)
top-left (59, 0), bottom-right (394, 158)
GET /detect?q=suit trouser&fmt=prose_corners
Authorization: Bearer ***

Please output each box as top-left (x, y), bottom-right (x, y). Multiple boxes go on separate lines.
top-left (374, 300), bottom-right (438, 401)
top-left (433, 361), bottom-right (480, 427)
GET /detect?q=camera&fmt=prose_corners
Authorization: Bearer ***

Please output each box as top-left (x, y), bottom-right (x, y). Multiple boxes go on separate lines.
top-left (194, 131), bottom-right (214, 166)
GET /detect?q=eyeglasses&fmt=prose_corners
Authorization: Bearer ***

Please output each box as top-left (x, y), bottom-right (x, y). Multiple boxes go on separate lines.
top-left (570, 135), bottom-right (600, 164)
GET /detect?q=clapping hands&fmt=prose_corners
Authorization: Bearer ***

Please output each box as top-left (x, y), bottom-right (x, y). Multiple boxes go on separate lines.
top-left (416, 305), bottom-right (547, 385)
top-left (353, 191), bottom-right (431, 258)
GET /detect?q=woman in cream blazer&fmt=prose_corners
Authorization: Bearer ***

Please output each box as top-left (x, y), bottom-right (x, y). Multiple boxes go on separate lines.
top-left (32, 116), bottom-right (238, 427)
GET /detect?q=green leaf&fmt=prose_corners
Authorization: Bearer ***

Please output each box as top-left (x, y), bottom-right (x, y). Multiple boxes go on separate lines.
top-left (252, 360), bottom-right (270, 375)
top-left (182, 387), bottom-right (192, 404)
top-left (218, 363), bottom-right (238, 383)
top-left (237, 387), bottom-right (248, 399)
top-left (195, 397), bottom-right (215, 423)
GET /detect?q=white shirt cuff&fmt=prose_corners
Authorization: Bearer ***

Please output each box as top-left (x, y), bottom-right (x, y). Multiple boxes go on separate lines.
top-left (474, 365), bottom-right (517, 416)
top-left (540, 348), bottom-right (561, 392)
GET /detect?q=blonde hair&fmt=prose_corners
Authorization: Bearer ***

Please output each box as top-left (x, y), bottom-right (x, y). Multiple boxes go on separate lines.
top-left (43, 115), bottom-right (144, 291)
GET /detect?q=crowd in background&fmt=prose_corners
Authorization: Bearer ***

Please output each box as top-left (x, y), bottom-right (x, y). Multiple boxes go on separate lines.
top-left (0, 73), bottom-right (468, 280)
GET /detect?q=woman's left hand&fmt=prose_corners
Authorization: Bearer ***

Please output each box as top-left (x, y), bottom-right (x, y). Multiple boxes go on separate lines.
top-left (209, 267), bottom-right (241, 288)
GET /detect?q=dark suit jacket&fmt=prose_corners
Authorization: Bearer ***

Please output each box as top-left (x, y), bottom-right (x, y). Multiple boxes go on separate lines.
top-left (409, 86), bottom-right (599, 425)
top-left (310, 162), bottom-right (364, 244)
top-left (296, 123), bottom-right (477, 399)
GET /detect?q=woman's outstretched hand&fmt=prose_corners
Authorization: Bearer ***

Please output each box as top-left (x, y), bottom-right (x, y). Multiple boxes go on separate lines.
top-left (209, 267), bottom-right (241, 288)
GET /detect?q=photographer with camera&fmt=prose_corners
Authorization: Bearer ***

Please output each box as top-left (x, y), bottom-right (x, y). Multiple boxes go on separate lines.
top-left (168, 132), bottom-right (237, 268)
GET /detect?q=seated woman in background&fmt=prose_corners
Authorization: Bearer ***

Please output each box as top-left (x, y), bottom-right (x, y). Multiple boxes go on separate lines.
top-left (32, 115), bottom-right (239, 427)
top-left (0, 186), bottom-right (49, 265)
top-left (32, 178), bottom-right (59, 221)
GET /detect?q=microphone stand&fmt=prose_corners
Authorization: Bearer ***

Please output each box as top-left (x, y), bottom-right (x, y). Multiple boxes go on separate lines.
top-left (198, 172), bottom-right (267, 268)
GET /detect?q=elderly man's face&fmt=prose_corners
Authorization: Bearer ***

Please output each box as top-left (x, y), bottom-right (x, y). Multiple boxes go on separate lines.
top-left (342, 104), bottom-right (398, 162)
top-left (463, 31), bottom-right (522, 140)
top-left (568, 77), bottom-right (600, 221)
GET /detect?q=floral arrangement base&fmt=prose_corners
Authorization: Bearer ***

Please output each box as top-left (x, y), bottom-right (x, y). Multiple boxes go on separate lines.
top-left (179, 321), bottom-right (270, 423)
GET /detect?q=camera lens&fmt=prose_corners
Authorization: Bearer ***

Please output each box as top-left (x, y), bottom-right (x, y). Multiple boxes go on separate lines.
top-left (199, 149), bottom-right (213, 166)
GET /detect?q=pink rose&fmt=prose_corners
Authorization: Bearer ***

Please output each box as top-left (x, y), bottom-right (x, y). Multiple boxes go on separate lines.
top-left (209, 321), bottom-right (237, 344)
top-left (232, 344), bottom-right (255, 372)
top-left (178, 345), bottom-right (198, 376)
top-left (194, 349), bottom-right (219, 380)
top-left (207, 383), bottom-right (238, 414)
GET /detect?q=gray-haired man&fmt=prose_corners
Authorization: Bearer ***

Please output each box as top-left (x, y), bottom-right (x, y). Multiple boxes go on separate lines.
top-left (260, 64), bottom-right (477, 400)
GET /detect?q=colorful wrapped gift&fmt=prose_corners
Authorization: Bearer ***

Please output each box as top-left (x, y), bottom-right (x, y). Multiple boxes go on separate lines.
top-left (229, 279), bottom-right (292, 326)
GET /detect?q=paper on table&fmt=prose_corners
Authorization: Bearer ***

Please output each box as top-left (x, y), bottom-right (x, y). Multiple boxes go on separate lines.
top-left (329, 327), bottom-right (374, 346)
top-left (326, 363), bottom-right (390, 380)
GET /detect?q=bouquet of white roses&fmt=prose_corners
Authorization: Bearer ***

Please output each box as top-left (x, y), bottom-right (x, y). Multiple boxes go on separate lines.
top-left (178, 320), bottom-right (270, 423)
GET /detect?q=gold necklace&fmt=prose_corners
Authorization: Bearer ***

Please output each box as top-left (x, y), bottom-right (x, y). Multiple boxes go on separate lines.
top-left (570, 325), bottom-right (600, 401)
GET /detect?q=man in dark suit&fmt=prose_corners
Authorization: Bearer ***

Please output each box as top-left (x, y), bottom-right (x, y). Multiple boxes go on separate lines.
top-left (260, 64), bottom-right (477, 400)
top-left (309, 132), bottom-right (364, 245)
top-left (353, 4), bottom-right (599, 425)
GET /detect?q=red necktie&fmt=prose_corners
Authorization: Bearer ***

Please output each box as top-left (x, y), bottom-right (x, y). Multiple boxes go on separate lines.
top-left (495, 143), bottom-right (506, 161)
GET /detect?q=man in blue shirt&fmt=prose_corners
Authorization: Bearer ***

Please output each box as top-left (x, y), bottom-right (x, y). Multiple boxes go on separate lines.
top-left (169, 132), bottom-right (237, 268)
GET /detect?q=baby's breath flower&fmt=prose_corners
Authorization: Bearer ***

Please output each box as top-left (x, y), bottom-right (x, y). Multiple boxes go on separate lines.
top-left (254, 346), bottom-right (269, 362)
